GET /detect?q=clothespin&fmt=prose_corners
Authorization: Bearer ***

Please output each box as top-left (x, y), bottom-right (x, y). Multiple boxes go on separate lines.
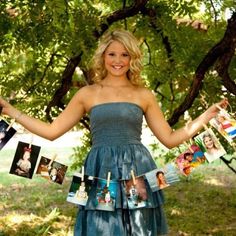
top-left (28, 134), bottom-right (34, 149)
top-left (215, 104), bottom-right (224, 111)
top-left (48, 154), bottom-right (57, 168)
top-left (189, 139), bottom-right (193, 145)
top-left (107, 171), bottom-right (111, 188)
top-left (183, 141), bottom-right (194, 153)
top-left (203, 124), bottom-right (210, 131)
top-left (6, 120), bottom-right (15, 132)
top-left (81, 166), bottom-right (85, 182)
top-left (131, 170), bottom-right (136, 186)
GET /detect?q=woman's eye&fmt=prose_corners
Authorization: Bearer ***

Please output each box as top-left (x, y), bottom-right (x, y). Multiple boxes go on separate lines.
top-left (108, 53), bottom-right (115, 56)
top-left (122, 53), bottom-right (129, 57)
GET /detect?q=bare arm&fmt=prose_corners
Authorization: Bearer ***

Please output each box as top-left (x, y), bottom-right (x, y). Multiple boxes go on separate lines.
top-left (0, 88), bottom-right (87, 140)
top-left (144, 91), bottom-right (228, 149)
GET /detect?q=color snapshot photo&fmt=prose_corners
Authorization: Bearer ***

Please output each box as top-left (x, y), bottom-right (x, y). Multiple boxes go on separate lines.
top-left (36, 156), bottom-right (68, 184)
top-left (95, 178), bottom-right (118, 211)
top-left (146, 163), bottom-right (180, 191)
top-left (0, 119), bottom-right (17, 150)
top-left (209, 108), bottom-right (236, 143)
top-left (67, 174), bottom-right (94, 206)
top-left (194, 129), bottom-right (226, 163)
top-left (124, 176), bottom-right (147, 209)
top-left (175, 144), bottom-right (206, 176)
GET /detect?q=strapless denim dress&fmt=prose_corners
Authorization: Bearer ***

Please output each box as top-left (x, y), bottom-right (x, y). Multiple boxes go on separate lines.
top-left (74, 102), bottom-right (168, 236)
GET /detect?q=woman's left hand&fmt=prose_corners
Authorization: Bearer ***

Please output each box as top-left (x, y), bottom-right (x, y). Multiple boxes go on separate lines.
top-left (206, 98), bottom-right (229, 120)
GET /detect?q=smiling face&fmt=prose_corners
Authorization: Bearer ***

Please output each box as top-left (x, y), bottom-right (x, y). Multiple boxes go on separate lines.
top-left (203, 136), bottom-right (214, 149)
top-left (104, 40), bottom-right (131, 79)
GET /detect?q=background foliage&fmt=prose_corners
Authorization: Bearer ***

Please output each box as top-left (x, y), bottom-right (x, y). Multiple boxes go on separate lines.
top-left (1, 0), bottom-right (236, 168)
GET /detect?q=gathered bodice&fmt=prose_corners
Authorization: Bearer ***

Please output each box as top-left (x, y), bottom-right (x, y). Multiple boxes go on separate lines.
top-left (90, 102), bottom-right (144, 147)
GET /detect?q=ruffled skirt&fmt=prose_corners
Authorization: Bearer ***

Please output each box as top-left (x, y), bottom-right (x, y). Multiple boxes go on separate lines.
top-left (74, 143), bottom-right (168, 236)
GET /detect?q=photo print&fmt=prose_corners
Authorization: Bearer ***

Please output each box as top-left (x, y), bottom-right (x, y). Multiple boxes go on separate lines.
top-left (162, 163), bottom-right (180, 185)
top-left (124, 176), bottom-right (147, 209)
top-left (36, 156), bottom-right (68, 184)
top-left (0, 119), bottom-right (17, 150)
top-left (194, 128), bottom-right (226, 163)
top-left (67, 174), bottom-right (94, 206)
top-left (209, 108), bottom-right (236, 143)
top-left (175, 144), bottom-right (206, 176)
top-left (9, 141), bottom-right (41, 179)
top-left (146, 163), bottom-right (179, 191)
top-left (95, 178), bottom-right (118, 211)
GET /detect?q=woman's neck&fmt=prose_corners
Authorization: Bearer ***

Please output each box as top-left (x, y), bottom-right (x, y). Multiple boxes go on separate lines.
top-left (101, 76), bottom-right (131, 87)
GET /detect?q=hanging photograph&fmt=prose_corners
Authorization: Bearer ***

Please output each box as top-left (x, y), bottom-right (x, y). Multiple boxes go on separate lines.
top-left (0, 119), bottom-right (17, 150)
top-left (36, 156), bottom-right (68, 184)
top-left (9, 141), bottom-right (40, 179)
top-left (209, 108), bottom-right (236, 143)
top-left (67, 174), bottom-right (94, 206)
top-left (162, 163), bottom-right (180, 186)
top-left (124, 176), bottom-right (147, 209)
top-left (146, 163), bottom-right (179, 191)
top-left (194, 129), bottom-right (226, 163)
top-left (175, 144), bottom-right (206, 176)
top-left (95, 178), bottom-right (118, 211)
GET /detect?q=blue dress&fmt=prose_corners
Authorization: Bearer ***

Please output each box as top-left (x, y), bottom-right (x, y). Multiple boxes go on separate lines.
top-left (74, 102), bottom-right (168, 236)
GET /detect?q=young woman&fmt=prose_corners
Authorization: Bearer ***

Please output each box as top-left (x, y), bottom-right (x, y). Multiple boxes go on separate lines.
top-left (0, 29), bottom-right (228, 235)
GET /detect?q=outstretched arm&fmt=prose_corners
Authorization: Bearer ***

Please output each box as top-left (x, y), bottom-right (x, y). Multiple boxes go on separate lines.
top-left (144, 91), bottom-right (228, 149)
top-left (0, 89), bottom-right (86, 141)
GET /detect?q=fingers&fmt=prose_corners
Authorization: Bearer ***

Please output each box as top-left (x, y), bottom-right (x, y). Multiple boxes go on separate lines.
top-left (215, 98), bottom-right (228, 111)
top-left (0, 97), bottom-right (9, 115)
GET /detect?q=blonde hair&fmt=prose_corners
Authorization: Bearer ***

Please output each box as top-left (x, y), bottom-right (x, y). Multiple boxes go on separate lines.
top-left (91, 29), bottom-right (143, 86)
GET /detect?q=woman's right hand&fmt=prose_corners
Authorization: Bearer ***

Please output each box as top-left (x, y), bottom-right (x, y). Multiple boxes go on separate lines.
top-left (0, 96), bottom-right (16, 118)
top-left (0, 96), bottom-right (9, 116)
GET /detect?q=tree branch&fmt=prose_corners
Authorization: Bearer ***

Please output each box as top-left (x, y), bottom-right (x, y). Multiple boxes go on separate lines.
top-left (168, 12), bottom-right (236, 126)
top-left (45, 52), bottom-right (83, 121)
top-left (93, 0), bottom-right (148, 38)
top-left (45, 0), bottom-right (149, 122)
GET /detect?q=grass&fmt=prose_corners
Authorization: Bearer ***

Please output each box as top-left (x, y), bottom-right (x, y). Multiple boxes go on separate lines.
top-left (165, 164), bottom-right (236, 235)
top-left (0, 148), bottom-right (236, 235)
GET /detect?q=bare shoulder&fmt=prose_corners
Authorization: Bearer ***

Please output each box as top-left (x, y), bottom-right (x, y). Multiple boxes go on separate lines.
top-left (138, 86), bottom-right (155, 99)
top-left (74, 84), bottom-right (101, 112)
top-left (135, 86), bottom-right (157, 112)
top-left (74, 84), bottom-right (99, 98)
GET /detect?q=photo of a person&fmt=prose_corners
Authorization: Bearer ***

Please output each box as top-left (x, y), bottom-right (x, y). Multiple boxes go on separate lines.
top-left (15, 146), bottom-right (32, 177)
top-left (95, 178), bottom-right (117, 211)
top-left (145, 163), bottom-right (179, 191)
top-left (0, 119), bottom-right (16, 150)
top-left (195, 129), bottom-right (226, 163)
top-left (76, 182), bottom-right (88, 200)
top-left (175, 144), bottom-right (207, 176)
top-left (9, 141), bottom-right (40, 179)
top-left (210, 109), bottom-right (236, 143)
top-left (156, 171), bottom-right (170, 189)
top-left (176, 151), bottom-right (194, 176)
top-left (36, 156), bottom-right (68, 184)
top-left (67, 174), bottom-right (93, 206)
top-left (125, 176), bottom-right (147, 209)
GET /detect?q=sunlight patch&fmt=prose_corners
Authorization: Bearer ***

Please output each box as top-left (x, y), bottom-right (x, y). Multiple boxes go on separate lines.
top-left (170, 208), bottom-right (182, 216)
top-left (7, 213), bottom-right (39, 224)
top-left (203, 178), bottom-right (225, 186)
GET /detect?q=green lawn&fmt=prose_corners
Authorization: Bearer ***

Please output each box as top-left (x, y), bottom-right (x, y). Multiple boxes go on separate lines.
top-left (0, 148), bottom-right (236, 235)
